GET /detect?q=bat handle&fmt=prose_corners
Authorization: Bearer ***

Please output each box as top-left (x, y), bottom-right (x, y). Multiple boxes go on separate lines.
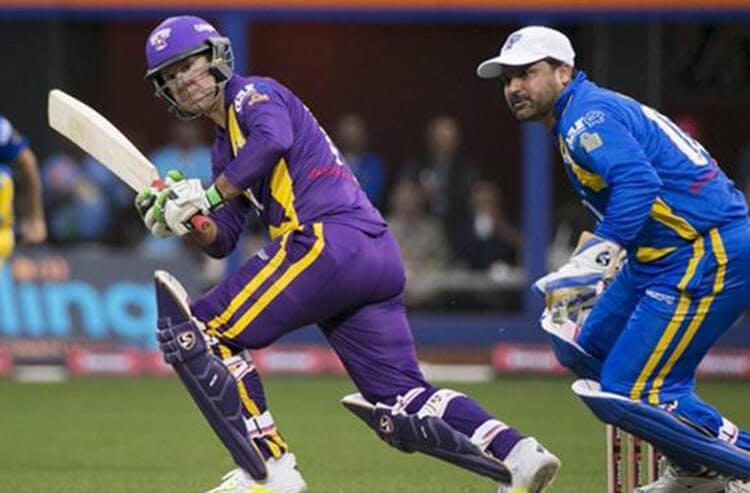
top-left (189, 214), bottom-right (211, 233)
top-left (150, 179), bottom-right (212, 234)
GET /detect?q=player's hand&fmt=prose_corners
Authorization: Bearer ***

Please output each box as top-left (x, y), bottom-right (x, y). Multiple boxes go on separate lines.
top-left (154, 170), bottom-right (223, 236)
top-left (534, 231), bottom-right (623, 322)
top-left (18, 217), bottom-right (47, 244)
top-left (135, 184), bottom-right (173, 238)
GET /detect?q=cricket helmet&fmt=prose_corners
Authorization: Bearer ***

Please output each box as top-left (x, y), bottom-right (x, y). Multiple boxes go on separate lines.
top-left (144, 16), bottom-right (234, 119)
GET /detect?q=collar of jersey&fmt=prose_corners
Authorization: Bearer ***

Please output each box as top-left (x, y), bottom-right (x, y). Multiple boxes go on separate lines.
top-left (552, 70), bottom-right (588, 134)
top-left (223, 74), bottom-right (246, 110)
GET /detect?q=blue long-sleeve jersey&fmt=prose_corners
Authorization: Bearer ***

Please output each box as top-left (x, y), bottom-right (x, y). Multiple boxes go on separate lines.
top-left (553, 72), bottom-right (747, 264)
top-left (0, 115), bottom-right (28, 177)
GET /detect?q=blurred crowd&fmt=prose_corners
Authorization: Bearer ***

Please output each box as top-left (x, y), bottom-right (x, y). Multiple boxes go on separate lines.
top-left (37, 108), bottom-right (749, 311)
top-left (37, 113), bottom-right (526, 310)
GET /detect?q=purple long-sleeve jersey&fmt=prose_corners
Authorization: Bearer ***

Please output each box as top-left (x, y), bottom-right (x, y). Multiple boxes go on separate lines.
top-left (205, 75), bottom-right (387, 257)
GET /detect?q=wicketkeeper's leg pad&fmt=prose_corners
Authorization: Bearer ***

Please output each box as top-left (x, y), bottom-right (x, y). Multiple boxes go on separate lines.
top-left (540, 310), bottom-right (602, 380)
top-left (341, 392), bottom-right (511, 483)
top-left (573, 379), bottom-right (750, 479)
top-left (154, 270), bottom-right (267, 480)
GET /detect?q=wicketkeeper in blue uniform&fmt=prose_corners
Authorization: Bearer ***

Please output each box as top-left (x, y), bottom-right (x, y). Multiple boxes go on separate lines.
top-left (478, 26), bottom-right (750, 492)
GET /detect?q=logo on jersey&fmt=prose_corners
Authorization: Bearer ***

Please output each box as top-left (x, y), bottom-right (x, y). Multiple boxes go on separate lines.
top-left (234, 83), bottom-right (271, 113)
top-left (150, 28), bottom-right (172, 52)
top-left (580, 132), bottom-right (603, 152)
top-left (247, 93), bottom-right (270, 108)
top-left (565, 119), bottom-right (586, 148)
top-left (565, 111), bottom-right (606, 149)
top-left (583, 110), bottom-right (605, 126)
top-left (503, 33), bottom-right (522, 51)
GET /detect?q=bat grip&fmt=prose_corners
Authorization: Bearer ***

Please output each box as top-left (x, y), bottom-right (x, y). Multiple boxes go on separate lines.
top-left (189, 214), bottom-right (211, 233)
top-left (150, 179), bottom-right (212, 234)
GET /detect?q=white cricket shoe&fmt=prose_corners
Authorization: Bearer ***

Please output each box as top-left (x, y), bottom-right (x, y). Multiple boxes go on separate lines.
top-left (725, 479), bottom-right (750, 493)
top-left (203, 453), bottom-right (308, 493)
top-left (633, 465), bottom-right (723, 493)
top-left (497, 437), bottom-right (561, 493)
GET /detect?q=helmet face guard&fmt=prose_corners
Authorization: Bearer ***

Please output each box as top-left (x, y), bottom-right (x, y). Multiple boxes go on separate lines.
top-left (147, 37), bottom-right (234, 120)
top-left (144, 16), bottom-right (234, 119)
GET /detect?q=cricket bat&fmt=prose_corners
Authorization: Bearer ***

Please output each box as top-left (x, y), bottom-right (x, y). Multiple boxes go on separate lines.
top-left (47, 88), bottom-right (209, 232)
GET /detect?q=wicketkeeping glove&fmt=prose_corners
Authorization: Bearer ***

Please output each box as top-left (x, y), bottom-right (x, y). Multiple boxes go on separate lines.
top-left (534, 231), bottom-right (624, 323)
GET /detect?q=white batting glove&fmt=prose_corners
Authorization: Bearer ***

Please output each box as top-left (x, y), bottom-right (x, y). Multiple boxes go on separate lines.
top-left (135, 186), bottom-right (173, 238)
top-left (534, 231), bottom-right (623, 322)
top-left (153, 170), bottom-right (224, 236)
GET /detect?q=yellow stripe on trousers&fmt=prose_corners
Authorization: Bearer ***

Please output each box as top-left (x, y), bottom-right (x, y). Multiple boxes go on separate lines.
top-left (263, 432), bottom-right (285, 459)
top-left (215, 344), bottom-right (262, 416)
top-left (224, 222), bottom-right (326, 340)
top-left (263, 432), bottom-right (289, 459)
top-left (213, 325), bottom-right (282, 457)
top-left (207, 232), bottom-right (293, 332)
top-left (646, 229), bottom-right (726, 404)
top-left (629, 236), bottom-right (705, 401)
top-left (237, 375), bottom-right (262, 417)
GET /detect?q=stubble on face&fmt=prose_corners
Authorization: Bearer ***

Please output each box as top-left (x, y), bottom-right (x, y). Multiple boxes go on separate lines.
top-left (502, 62), bottom-right (563, 123)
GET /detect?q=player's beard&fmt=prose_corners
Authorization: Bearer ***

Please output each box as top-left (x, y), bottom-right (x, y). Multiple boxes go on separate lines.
top-left (508, 98), bottom-right (535, 121)
top-left (508, 95), bottom-right (555, 122)
top-left (506, 84), bottom-right (557, 122)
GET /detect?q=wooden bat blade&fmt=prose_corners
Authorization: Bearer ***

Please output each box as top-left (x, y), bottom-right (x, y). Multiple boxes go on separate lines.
top-left (48, 89), bottom-right (158, 192)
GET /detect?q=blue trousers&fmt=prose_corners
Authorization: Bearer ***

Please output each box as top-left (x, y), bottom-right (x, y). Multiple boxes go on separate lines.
top-left (578, 220), bottom-right (750, 449)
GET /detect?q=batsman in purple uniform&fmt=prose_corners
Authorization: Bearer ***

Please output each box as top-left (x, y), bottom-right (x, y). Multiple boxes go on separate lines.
top-left (137, 16), bottom-right (560, 493)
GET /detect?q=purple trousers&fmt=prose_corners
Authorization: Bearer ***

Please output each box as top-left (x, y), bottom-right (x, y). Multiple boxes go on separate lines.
top-left (191, 222), bottom-right (428, 403)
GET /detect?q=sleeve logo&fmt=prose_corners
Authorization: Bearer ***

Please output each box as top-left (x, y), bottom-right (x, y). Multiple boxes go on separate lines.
top-left (583, 110), bottom-right (605, 126)
top-left (234, 83), bottom-right (271, 112)
top-left (580, 132), bottom-right (603, 152)
top-left (566, 110), bottom-right (606, 149)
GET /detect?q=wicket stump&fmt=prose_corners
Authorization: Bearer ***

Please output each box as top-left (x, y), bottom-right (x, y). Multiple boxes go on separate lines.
top-left (606, 424), bottom-right (663, 492)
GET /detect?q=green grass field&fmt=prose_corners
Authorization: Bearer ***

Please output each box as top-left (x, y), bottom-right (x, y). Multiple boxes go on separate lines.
top-left (1, 375), bottom-right (748, 492)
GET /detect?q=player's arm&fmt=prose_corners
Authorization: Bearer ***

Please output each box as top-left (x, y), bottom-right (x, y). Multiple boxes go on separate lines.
top-left (190, 198), bottom-right (248, 257)
top-left (214, 86), bottom-right (293, 198)
top-left (191, 94), bottom-right (292, 249)
top-left (149, 85), bottom-right (292, 239)
top-left (536, 110), bottom-right (660, 315)
top-left (12, 147), bottom-right (47, 244)
top-left (0, 117), bottom-right (46, 245)
top-left (187, 83), bottom-right (294, 204)
top-left (571, 112), bottom-right (662, 247)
